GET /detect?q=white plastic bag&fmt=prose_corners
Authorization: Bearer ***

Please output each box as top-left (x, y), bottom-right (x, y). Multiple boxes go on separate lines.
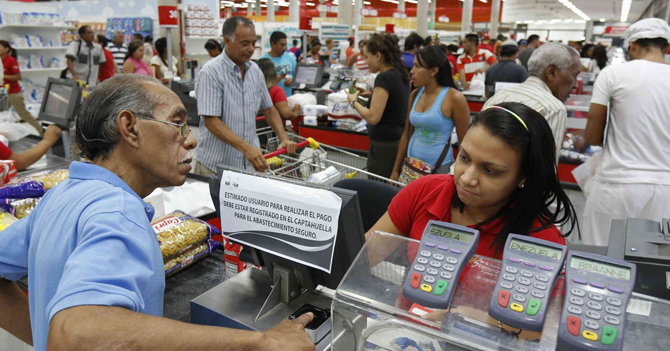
top-left (571, 151), bottom-right (602, 197)
top-left (287, 93), bottom-right (317, 111)
top-left (0, 123), bottom-right (33, 142)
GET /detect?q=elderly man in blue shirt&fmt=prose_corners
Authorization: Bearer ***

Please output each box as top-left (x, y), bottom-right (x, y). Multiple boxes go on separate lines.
top-left (0, 75), bottom-right (314, 351)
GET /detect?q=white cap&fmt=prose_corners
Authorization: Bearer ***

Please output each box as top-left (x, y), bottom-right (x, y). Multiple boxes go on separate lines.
top-left (623, 18), bottom-right (670, 50)
top-left (501, 39), bottom-right (518, 48)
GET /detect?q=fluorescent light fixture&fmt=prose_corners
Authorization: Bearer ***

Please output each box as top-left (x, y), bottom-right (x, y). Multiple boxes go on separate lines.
top-left (306, 2), bottom-right (315, 5)
top-left (381, 0), bottom-right (399, 3)
top-left (621, 0), bottom-right (631, 22)
top-left (600, 18), bottom-right (606, 22)
top-left (524, 20), bottom-right (534, 23)
top-left (479, 0), bottom-right (488, 3)
top-left (515, 21), bottom-right (522, 24)
top-left (364, 1), bottom-right (371, 4)
top-left (557, 0), bottom-right (590, 21)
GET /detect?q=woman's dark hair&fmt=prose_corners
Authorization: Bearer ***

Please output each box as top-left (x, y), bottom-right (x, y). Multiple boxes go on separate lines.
top-left (125, 41), bottom-right (144, 62)
top-left (404, 32), bottom-right (425, 52)
top-left (154, 37), bottom-right (169, 68)
top-left (97, 35), bottom-right (109, 48)
top-left (592, 45), bottom-right (608, 70)
top-left (580, 43), bottom-right (594, 58)
top-left (366, 33), bottom-right (411, 83)
top-left (415, 46), bottom-right (454, 88)
top-left (424, 36), bottom-right (433, 46)
top-left (0, 40), bottom-right (18, 59)
top-left (144, 35), bottom-right (153, 43)
top-left (257, 58), bottom-right (278, 89)
top-left (204, 39), bottom-right (222, 52)
top-left (452, 102), bottom-right (579, 255)
top-left (447, 44), bottom-right (459, 54)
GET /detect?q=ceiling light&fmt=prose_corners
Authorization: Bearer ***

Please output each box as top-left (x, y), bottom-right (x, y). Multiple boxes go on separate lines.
top-left (621, 0), bottom-right (632, 22)
top-left (524, 20), bottom-right (534, 23)
top-left (600, 18), bottom-right (606, 22)
top-left (515, 21), bottom-right (522, 24)
top-left (364, 1), bottom-right (371, 4)
top-left (306, 2), bottom-right (315, 5)
top-left (557, 0), bottom-right (589, 21)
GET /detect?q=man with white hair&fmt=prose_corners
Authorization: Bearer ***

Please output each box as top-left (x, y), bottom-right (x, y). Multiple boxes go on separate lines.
top-left (484, 42), bottom-right (581, 163)
top-left (582, 18), bottom-right (670, 246)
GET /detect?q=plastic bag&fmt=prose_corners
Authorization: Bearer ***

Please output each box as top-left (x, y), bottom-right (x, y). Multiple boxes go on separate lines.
top-left (151, 210), bottom-right (220, 260)
top-left (13, 169), bottom-right (69, 190)
top-left (0, 197), bottom-right (41, 219)
top-left (0, 122), bottom-right (33, 142)
top-left (0, 212), bottom-right (19, 231)
top-left (164, 240), bottom-right (220, 276)
top-left (288, 93), bottom-right (317, 110)
top-left (0, 180), bottom-right (45, 199)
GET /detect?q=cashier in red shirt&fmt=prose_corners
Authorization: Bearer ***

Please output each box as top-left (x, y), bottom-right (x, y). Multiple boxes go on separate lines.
top-left (367, 102), bottom-right (579, 261)
top-left (0, 125), bottom-right (62, 171)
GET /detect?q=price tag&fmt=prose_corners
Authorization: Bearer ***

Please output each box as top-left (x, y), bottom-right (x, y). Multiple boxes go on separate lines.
top-left (158, 6), bottom-right (179, 28)
top-left (626, 298), bottom-right (652, 316)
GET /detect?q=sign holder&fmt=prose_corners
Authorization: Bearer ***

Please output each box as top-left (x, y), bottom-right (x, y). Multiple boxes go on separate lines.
top-left (158, 6), bottom-right (179, 77)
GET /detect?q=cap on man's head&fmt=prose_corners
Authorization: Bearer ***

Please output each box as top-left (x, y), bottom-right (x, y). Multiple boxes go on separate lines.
top-left (624, 18), bottom-right (670, 49)
top-left (501, 39), bottom-right (518, 48)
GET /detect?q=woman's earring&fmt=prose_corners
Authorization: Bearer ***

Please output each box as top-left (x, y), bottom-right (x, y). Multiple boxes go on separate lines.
top-left (520, 184), bottom-right (525, 189)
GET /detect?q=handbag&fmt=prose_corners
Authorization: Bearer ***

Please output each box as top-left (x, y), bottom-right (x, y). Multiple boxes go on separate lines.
top-left (398, 143), bottom-right (452, 185)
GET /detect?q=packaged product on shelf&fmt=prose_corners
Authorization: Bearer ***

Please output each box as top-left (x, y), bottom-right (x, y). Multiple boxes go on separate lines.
top-left (19, 169), bottom-right (69, 190)
top-left (164, 240), bottom-right (220, 276)
top-left (0, 197), bottom-right (41, 219)
top-left (0, 160), bottom-right (17, 187)
top-left (0, 180), bottom-right (45, 199)
top-left (151, 210), bottom-right (220, 260)
top-left (0, 212), bottom-right (18, 232)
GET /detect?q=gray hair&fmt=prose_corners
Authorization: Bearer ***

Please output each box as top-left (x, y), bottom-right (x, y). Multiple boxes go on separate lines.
top-left (527, 43), bottom-right (580, 78)
top-left (222, 17), bottom-right (255, 42)
top-left (75, 74), bottom-right (163, 161)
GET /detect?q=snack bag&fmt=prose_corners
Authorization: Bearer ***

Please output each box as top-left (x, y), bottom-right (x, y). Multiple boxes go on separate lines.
top-left (164, 240), bottom-right (220, 276)
top-left (0, 212), bottom-right (18, 231)
top-left (0, 197), bottom-right (41, 219)
top-left (151, 210), bottom-right (220, 260)
top-left (0, 160), bottom-right (17, 186)
top-left (0, 179), bottom-right (45, 199)
top-left (19, 169), bottom-right (69, 190)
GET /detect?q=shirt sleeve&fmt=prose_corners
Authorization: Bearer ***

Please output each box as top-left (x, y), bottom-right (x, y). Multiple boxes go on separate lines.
top-left (46, 211), bottom-right (159, 322)
top-left (374, 71), bottom-right (393, 93)
top-left (546, 107), bottom-right (568, 164)
top-left (65, 41), bottom-right (78, 60)
top-left (486, 51), bottom-right (497, 66)
top-left (149, 56), bottom-right (160, 67)
top-left (387, 176), bottom-right (433, 235)
top-left (591, 66), bottom-right (613, 106)
top-left (0, 217), bottom-right (31, 281)
top-left (0, 141), bottom-right (13, 160)
top-left (195, 66), bottom-right (223, 117)
top-left (270, 86), bottom-right (287, 105)
top-left (456, 56), bottom-right (465, 72)
top-left (7, 56), bottom-right (20, 75)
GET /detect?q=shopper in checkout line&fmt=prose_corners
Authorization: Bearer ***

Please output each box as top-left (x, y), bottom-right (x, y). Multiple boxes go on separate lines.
top-left (402, 32), bottom-right (426, 70)
top-left (391, 46), bottom-right (470, 184)
top-left (194, 16), bottom-right (297, 175)
top-left (457, 33), bottom-right (498, 91)
top-left (260, 31), bottom-right (297, 98)
top-left (65, 25), bottom-right (106, 87)
top-left (581, 18), bottom-right (670, 246)
top-left (0, 75), bottom-right (316, 351)
top-left (484, 39), bottom-right (528, 99)
top-left (152, 37), bottom-right (181, 85)
top-left (366, 102), bottom-right (579, 266)
top-left (484, 42), bottom-right (581, 164)
top-left (346, 33), bottom-right (410, 179)
top-left (0, 40), bottom-right (44, 136)
top-left (108, 31), bottom-right (128, 72)
top-left (123, 41), bottom-right (154, 77)
top-left (345, 39), bottom-right (370, 73)
top-left (518, 34), bottom-right (541, 69)
top-left (204, 39), bottom-right (223, 58)
top-left (257, 58), bottom-right (302, 131)
top-left (95, 35), bottom-right (121, 83)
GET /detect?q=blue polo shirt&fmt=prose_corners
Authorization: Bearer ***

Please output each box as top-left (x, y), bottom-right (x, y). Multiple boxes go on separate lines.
top-left (0, 162), bottom-right (165, 351)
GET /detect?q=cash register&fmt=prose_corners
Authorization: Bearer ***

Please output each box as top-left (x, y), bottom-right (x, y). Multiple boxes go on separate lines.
top-left (291, 63), bottom-right (327, 105)
top-left (38, 77), bottom-right (82, 160)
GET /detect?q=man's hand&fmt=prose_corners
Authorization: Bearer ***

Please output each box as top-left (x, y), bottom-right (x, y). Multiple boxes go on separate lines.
top-left (284, 77), bottom-right (293, 86)
top-left (242, 144), bottom-right (269, 172)
top-left (292, 103), bottom-right (302, 115)
top-left (261, 313), bottom-right (315, 351)
top-left (279, 139), bottom-right (298, 155)
top-left (44, 125), bottom-right (62, 144)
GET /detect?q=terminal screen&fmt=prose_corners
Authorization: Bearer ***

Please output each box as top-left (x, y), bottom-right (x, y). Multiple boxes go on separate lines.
top-left (509, 238), bottom-right (563, 261)
top-left (294, 66), bottom-right (319, 85)
top-left (570, 256), bottom-right (631, 281)
top-left (428, 224), bottom-right (474, 243)
top-left (44, 83), bottom-right (73, 118)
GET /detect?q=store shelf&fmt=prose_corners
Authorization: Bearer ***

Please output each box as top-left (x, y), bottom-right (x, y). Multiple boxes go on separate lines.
top-left (15, 47), bottom-right (67, 51)
top-left (21, 67), bottom-right (65, 73)
top-left (185, 36), bottom-right (215, 39)
top-left (0, 24), bottom-right (75, 30)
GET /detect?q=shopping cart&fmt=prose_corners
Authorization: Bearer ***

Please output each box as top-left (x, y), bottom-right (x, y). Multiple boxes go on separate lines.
top-left (256, 125), bottom-right (404, 188)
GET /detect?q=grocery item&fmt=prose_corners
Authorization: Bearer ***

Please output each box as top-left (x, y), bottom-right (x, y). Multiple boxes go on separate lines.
top-left (151, 210), bottom-right (219, 260)
top-left (0, 212), bottom-right (18, 231)
top-left (0, 197), bottom-right (41, 219)
top-left (22, 169), bottom-right (69, 190)
top-left (0, 160), bottom-right (17, 187)
top-left (0, 180), bottom-right (45, 199)
top-left (164, 240), bottom-right (220, 276)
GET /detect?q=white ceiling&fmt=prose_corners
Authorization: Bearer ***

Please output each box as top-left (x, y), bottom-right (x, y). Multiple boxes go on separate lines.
top-left (502, 0), bottom-right (654, 23)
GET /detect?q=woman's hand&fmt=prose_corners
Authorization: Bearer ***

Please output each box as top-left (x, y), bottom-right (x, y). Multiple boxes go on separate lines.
top-left (390, 169), bottom-right (400, 181)
top-left (356, 86), bottom-right (372, 98)
top-left (346, 90), bottom-right (360, 104)
top-left (292, 103), bottom-right (302, 115)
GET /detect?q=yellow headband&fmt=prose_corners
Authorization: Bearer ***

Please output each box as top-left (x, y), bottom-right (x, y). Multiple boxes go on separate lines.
top-left (485, 106), bottom-right (529, 132)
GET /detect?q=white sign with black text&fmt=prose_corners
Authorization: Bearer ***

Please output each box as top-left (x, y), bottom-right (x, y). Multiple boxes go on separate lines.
top-left (219, 171), bottom-right (342, 273)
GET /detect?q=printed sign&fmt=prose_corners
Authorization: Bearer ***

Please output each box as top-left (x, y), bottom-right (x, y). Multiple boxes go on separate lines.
top-left (219, 171), bottom-right (342, 273)
top-left (158, 6), bottom-right (179, 28)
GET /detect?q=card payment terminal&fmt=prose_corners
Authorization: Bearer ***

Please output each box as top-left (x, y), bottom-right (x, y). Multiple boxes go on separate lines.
top-left (488, 234), bottom-right (567, 332)
top-left (402, 221), bottom-right (480, 309)
top-left (557, 252), bottom-right (636, 351)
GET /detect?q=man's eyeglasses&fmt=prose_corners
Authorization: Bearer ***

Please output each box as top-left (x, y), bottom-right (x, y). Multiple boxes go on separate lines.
top-left (137, 117), bottom-right (190, 138)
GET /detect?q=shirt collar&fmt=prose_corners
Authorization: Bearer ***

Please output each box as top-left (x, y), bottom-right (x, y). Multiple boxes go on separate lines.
top-left (524, 76), bottom-right (553, 94)
top-left (68, 161), bottom-right (155, 221)
top-left (222, 49), bottom-right (252, 72)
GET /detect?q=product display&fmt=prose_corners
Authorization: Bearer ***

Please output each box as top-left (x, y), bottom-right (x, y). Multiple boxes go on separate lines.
top-left (151, 210), bottom-right (219, 260)
top-left (105, 17), bottom-right (153, 46)
top-left (0, 12), bottom-right (64, 25)
top-left (184, 4), bottom-right (218, 38)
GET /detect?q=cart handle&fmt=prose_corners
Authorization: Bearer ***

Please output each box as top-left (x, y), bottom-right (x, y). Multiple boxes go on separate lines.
top-left (255, 116), bottom-right (265, 121)
top-left (263, 137), bottom-right (319, 159)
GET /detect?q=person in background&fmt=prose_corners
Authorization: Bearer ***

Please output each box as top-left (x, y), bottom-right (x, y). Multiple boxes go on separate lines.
top-left (260, 31), bottom-right (296, 98)
top-left (580, 43), bottom-right (595, 58)
top-left (479, 36), bottom-right (494, 53)
top-left (324, 39), bottom-right (338, 66)
top-left (294, 41), bottom-right (303, 63)
top-left (143, 35), bottom-right (155, 65)
top-left (391, 46), bottom-right (470, 182)
top-left (403, 32), bottom-right (425, 70)
top-left (65, 25), bottom-right (106, 87)
top-left (96, 35), bottom-right (119, 83)
top-left (0, 40), bottom-right (43, 136)
top-left (195, 17), bottom-right (296, 175)
top-left (289, 39), bottom-right (300, 56)
top-left (346, 40), bottom-right (370, 73)
top-left (151, 37), bottom-right (181, 85)
top-left (518, 34), bottom-right (540, 69)
top-left (424, 36), bottom-right (433, 47)
top-left (0, 125), bottom-right (61, 171)
top-left (346, 37), bottom-right (355, 59)
top-left (446, 44), bottom-right (459, 70)
top-left (457, 33), bottom-right (497, 90)
top-left (123, 41), bottom-right (153, 77)
top-left (346, 33), bottom-right (410, 178)
top-left (304, 39), bottom-right (323, 65)
top-left (582, 18), bottom-right (670, 246)
top-left (518, 39), bottom-right (528, 51)
top-left (484, 39), bottom-right (528, 98)
top-left (257, 58), bottom-right (302, 132)
top-left (366, 102), bottom-right (578, 263)
top-left (108, 31), bottom-right (128, 73)
top-left (204, 39), bottom-right (222, 58)
top-left (133, 33), bottom-right (143, 42)
top-left (484, 42), bottom-right (581, 163)
top-left (585, 44), bottom-right (608, 74)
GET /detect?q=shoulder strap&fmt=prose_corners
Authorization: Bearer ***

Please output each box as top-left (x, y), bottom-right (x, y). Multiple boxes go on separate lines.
top-left (431, 140), bottom-right (453, 174)
top-left (76, 40), bottom-right (82, 57)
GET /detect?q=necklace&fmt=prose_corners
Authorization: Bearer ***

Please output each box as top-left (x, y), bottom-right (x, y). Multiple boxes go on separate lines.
top-left (463, 208), bottom-right (484, 224)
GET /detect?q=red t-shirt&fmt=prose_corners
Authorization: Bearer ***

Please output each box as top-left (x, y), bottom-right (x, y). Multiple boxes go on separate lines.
top-left (2, 55), bottom-right (22, 94)
top-left (447, 54), bottom-right (458, 73)
top-left (98, 49), bottom-right (115, 83)
top-left (0, 142), bottom-right (13, 160)
top-left (269, 85), bottom-right (303, 133)
top-left (388, 175), bottom-right (565, 261)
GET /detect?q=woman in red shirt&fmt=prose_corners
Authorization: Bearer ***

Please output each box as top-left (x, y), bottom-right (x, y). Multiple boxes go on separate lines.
top-left (0, 40), bottom-right (43, 136)
top-left (367, 102), bottom-right (579, 261)
top-left (257, 58), bottom-right (302, 132)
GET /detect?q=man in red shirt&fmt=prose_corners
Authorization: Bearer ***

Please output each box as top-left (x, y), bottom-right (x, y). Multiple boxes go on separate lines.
top-left (0, 125), bottom-right (62, 171)
top-left (457, 34), bottom-right (498, 90)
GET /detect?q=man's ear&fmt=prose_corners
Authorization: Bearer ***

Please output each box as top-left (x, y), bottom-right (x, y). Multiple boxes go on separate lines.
top-left (117, 111), bottom-right (140, 149)
top-left (544, 64), bottom-right (558, 83)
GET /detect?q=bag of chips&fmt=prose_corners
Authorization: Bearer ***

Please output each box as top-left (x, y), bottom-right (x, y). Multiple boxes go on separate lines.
top-left (0, 211), bottom-right (18, 231)
top-left (0, 169), bottom-right (69, 199)
top-left (151, 210), bottom-right (220, 260)
top-left (164, 240), bottom-right (220, 276)
top-left (0, 197), bottom-right (41, 219)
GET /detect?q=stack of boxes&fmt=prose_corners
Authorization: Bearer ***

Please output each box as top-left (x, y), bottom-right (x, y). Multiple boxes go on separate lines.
top-left (184, 4), bottom-right (218, 38)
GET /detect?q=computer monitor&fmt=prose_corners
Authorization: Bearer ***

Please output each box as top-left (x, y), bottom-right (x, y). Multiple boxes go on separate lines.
top-left (292, 63), bottom-right (325, 89)
top-left (209, 166), bottom-right (366, 291)
top-left (38, 78), bottom-right (82, 128)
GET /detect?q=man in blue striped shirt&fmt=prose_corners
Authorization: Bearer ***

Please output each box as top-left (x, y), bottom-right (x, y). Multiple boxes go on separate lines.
top-left (195, 17), bottom-right (296, 175)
